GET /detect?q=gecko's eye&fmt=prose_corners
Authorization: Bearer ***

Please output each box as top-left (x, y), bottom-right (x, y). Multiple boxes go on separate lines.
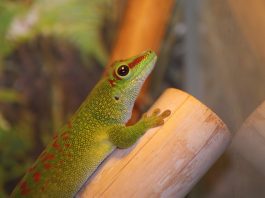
top-left (116, 65), bottom-right (130, 77)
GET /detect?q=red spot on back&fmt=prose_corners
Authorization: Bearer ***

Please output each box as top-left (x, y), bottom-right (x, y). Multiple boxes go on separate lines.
top-left (20, 181), bottom-right (30, 195)
top-left (44, 163), bottom-right (52, 169)
top-left (128, 55), bottom-right (146, 68)
top-left (33, 172), bottom-right (41, 182)
top-left (61, 132), bottom-right (69, 141)
top-left (52, 139), bottom-right (61, 150)
top-left (41, 153), bottom-right (55, 162)
top-left (64, 143), bottom-right (70, 148)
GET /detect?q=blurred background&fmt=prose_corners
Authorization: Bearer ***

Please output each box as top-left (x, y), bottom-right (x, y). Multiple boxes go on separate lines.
top-left (1, 0), bottom-right (265, 197)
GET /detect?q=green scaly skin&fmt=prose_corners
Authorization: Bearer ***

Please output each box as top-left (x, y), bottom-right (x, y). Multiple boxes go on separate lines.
top-left (10, 50), bottom-right (171, 198)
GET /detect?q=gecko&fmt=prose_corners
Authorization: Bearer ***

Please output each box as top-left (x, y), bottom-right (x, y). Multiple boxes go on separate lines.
top-left (10, 50), bottom-right (171, 197)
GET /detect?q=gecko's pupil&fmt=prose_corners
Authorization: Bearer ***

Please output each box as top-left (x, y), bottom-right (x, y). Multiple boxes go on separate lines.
top-left (117, 65), bottom-right (129, 76)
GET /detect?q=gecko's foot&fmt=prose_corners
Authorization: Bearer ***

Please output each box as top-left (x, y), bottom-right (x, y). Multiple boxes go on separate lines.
top-left (142, 108), bottom-right (171, 128)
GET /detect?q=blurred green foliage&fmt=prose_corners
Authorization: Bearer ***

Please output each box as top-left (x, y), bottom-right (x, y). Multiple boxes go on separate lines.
top-left (3, 0), bottom-right (109, 64)
top-left (0, 0), bottom-right (112, 196)
top-left (0, 1), bottom-right (27, 62)
top-left (0, 89), bottom-right (22, 103)
top-left (8, 0), bottom-right (109, 64)
top-left (0, 119), bottom-right (33, 197)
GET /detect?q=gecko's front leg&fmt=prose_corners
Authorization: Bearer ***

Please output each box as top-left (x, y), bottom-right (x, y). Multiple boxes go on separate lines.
top-left (108, 108), bottom-right (171, 148)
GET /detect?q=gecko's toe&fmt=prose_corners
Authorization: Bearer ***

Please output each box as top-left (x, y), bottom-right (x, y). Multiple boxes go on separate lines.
top-left (161, 109), bottom-right (171, 118)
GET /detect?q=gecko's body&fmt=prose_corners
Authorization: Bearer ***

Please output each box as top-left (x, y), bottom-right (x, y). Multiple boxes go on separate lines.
top-left (11, 50), bottom-right (170, 197)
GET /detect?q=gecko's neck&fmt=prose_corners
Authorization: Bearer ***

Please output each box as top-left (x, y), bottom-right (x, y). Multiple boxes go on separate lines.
top-left (72, 79), bottom-right (141, 127)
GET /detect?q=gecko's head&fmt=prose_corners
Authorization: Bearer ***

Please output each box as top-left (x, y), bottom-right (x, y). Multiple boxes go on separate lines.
top-left (107, 50), bottom-right (157, 90)
top-left (103, 50), bottom-right (157, 121)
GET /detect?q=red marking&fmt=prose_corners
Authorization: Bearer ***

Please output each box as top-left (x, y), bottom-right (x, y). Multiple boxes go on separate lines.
top-left (41, 153), bottom-right (54, 162)
top-left (20, 181), bottom-right (30, 195)
top-left (44, 163), bottom-right (52, 169)
top-left (52, 139), bottom-right (61, 150)
top-left (128, 55), bottom-right (146, 68)
top-left (33, 172), bottom-right (41, 182)
top-left (64, 143), bottom-right (70, 148)
top-left (113, 70), bottom-right (122, 80)
top-left (108, 79), bottom-right (115, 87)
top-left (61, 132), bottom-right (69, 141)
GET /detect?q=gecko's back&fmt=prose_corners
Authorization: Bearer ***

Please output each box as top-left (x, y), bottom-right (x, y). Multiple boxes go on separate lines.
top-left (11, 104), bottom-right (114, 197)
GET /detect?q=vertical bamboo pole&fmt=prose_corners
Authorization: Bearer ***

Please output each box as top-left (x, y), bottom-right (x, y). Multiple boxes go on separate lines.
top-left (108, 0), bottom-right (175, 63)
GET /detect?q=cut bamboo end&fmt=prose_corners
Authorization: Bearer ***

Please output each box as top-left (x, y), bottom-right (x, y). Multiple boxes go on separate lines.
top-left (231, 101), bottom-right (265, 175)
top-left (78, 88), bottom-right (231, 198)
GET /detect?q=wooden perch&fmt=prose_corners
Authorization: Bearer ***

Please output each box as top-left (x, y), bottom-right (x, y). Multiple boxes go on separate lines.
top-left (231, 101), bottom-right (265, 175)
top-left (77, 88), bottom-right (231, 197)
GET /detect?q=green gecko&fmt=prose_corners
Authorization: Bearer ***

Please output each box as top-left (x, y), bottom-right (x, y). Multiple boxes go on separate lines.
top-left (10, 50), bottom-right (171, 197)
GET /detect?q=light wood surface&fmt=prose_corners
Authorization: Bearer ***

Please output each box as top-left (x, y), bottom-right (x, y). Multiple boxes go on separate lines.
top-left (77, 88), bottom-right (231, 198)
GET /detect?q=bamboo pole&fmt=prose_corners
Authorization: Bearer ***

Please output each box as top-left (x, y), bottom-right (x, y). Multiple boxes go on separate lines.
top-left (78, 88), bottom-right (231, 198)
top-left (108, 0), bottom-right (174, 63)
top-left (231, 101), bottom-right (265, 175)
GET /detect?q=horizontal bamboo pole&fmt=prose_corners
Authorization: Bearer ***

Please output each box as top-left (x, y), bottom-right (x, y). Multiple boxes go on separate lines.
top-left (231, 101), bottom-right (265, 175)
top-left (78, 88), bottom-right (231, 198)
